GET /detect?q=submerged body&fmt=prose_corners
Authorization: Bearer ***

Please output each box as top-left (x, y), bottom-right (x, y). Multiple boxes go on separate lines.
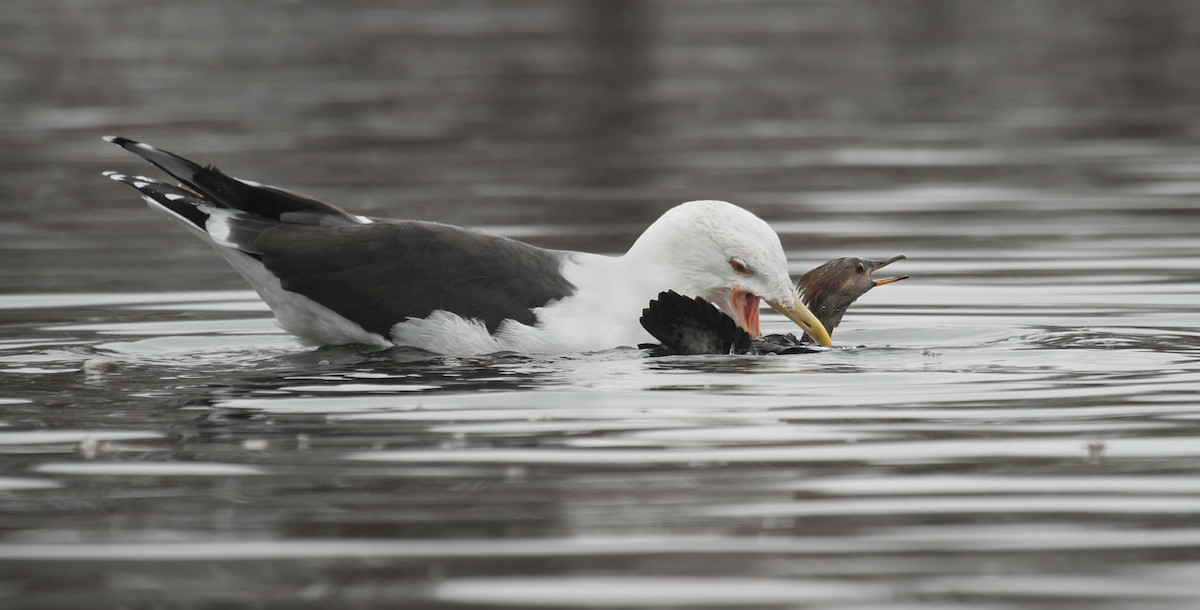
top-left (102, 137), bottom-right (830, 355)
top-left (640, 256), bottom-right (907, 355)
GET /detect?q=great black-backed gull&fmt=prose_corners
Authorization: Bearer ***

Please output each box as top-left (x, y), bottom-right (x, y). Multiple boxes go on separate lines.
top-left (640, 255), bottom-right (907, 355)
top-left (102, 136), bottom-right (831, 355)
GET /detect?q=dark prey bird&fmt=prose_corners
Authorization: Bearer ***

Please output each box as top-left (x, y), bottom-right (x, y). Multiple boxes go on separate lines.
top-left (101, 137), bottom-right (832, 355)
top-left (640, 255), bottom-right (907, 355)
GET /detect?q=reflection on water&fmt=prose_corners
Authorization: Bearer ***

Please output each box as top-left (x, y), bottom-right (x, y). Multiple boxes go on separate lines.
top-left (3, 0), bottom-right (1200, 608)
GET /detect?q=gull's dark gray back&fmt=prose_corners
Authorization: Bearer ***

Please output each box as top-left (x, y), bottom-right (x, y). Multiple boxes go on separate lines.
top-left (255, 221), bottom-right (577, 337)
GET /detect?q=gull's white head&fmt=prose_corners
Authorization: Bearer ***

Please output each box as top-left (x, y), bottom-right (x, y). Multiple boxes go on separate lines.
top-left (627, 200), bottom-right (832, 346)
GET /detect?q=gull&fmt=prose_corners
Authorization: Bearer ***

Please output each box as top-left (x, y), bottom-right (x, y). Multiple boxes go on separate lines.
top-left (102, 136), bottom-right (830, 355)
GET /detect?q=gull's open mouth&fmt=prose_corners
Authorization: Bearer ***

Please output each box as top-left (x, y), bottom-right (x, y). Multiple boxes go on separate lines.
top-left (729, 287), bottom-right (761, 337)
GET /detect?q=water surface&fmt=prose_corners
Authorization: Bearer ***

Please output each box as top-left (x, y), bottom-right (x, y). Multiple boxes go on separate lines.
top-left (3, 1), bottom-right (1200, 608)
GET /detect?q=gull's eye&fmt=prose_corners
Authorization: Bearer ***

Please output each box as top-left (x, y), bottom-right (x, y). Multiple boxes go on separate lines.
top-left (729, 258), bottom-right (751, 275)
top-left (855, 261), bottom-right (867, 274)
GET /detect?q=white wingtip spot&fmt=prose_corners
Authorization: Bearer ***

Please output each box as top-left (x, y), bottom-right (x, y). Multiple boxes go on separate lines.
top-left (106, 173), bottom-right (126, 181)
top-left (203, 208), bottom-right (238, 247)
top-left (132, 181), bottom-right (149, 189)
top-left (354, 215), bottom-right (374, 224)
top-left (102, 170), bottom-right (117, 177)
top-left (101, 135), bottom-right (118, 143)
top-left (134, 142), bottom-right (155, 151)
top-left (164, 193), bottom-right (186, 201)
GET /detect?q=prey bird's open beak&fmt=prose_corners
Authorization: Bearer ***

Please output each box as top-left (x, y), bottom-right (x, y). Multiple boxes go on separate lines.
top-left (766, 293), bottom-right (832, 347)
top-left (870, 255), bottom-right (909, 287)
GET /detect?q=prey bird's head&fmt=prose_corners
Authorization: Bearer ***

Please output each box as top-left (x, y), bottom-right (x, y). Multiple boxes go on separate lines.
top-left (629, 200), bottom-right (831, 346)
top-left (796, 255), bottom-right (908, 333)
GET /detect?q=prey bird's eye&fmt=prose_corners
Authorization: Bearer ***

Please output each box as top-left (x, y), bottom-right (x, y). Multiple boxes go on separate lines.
top-left (855, 261), bottom-right (866, 274)
top-left (729, 257), bottom-right (751, 275)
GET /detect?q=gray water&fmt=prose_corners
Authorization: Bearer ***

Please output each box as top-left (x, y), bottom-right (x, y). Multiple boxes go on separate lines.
top-left (3, 1), bottom-right (1200, 608)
